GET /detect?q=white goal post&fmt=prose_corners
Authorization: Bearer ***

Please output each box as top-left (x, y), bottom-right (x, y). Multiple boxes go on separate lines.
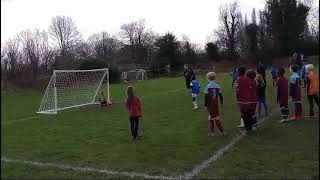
top-left (121, 69), bottom-right (147, 81)
top-left (37, 68), bottom-right (110, 114)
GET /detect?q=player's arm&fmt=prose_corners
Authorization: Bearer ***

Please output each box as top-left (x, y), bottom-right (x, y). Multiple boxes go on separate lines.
top-left (235, 82), bottom-right (240, 100)
top-left (219, 92), bottom-right (223, 106)
top-left (204, 86), bottom-right (208, 107)
top-left (136, 98), bottom-right (143, 116)
top-left (183, 70), bottom-right (188, 77)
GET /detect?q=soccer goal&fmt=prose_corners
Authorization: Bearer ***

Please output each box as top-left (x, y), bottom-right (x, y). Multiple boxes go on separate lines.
top-left (121, 69), bottom-right (147, 81)
top-left (37, 68), bottom-right (110, 114)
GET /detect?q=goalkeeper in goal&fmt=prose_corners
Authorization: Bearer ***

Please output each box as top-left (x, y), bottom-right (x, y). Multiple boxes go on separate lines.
top-left (99, 91), bottom-right (112, 107)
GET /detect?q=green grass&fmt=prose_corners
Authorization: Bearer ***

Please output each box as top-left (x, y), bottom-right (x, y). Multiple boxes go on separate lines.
top-left (1, 70), bottom-right (319, 179)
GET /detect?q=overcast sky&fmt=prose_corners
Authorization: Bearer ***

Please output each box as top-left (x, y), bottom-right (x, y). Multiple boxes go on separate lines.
top-left (1, 0), bottom-right (318, 46)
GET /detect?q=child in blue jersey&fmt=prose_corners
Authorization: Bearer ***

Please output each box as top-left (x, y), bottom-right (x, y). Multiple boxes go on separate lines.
top-left (230, 67), bottom-right (238, 88)
top-left (271, 65), bottom-right (278, 87)
top-left (190, 76), bottom-right (200, 109)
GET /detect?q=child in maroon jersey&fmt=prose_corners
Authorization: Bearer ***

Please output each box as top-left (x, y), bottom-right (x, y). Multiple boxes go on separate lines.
top-left (246, 69), bottom-right (258, 131)
top-left (235, 67), bottom-right (247, 130)
top-left (235, 67), bottom-right (257, 133)
top-left (289, 65), bottom-right (303, 121)
top-left (204, 72), bottom-right (225, 136)
top-left (276, 67), bottom-right (290, 122)
top-left (126, 86), bottom-right (143, 140)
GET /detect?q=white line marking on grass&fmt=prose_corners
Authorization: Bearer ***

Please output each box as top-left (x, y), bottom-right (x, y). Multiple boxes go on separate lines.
top-left (1, 116), bottom-right (40, 125)
top-left (1, 157), bottom-right (178, 180)
top-left (2, 113), bottom-right (272, 179)
top-left (183, 114), bottom-right (272, 180)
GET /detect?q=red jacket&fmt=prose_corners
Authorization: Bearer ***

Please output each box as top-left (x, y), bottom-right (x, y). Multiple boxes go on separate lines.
top-left (126, 97), bottom-right (143, 117)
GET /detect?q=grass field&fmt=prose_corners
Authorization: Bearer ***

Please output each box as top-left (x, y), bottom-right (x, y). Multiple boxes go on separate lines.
top-left (1, 70), bottom-right (319, 179)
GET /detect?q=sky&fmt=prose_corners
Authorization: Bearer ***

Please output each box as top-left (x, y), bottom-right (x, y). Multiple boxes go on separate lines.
top-left (1, 0), bottom-right (317, 46)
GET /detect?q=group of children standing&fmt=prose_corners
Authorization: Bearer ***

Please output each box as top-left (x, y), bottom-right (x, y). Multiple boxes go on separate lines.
top-left (123, 62), bottom-right (318, 140)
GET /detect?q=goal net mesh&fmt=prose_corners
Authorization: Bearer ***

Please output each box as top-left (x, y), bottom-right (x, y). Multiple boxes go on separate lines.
top-left (37, 68), bottom-right (109, 114)
top-left (121, 69), bottom-right (147, 81)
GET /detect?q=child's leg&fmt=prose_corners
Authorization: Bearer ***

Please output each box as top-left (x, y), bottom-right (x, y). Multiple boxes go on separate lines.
top-left (308, 95), bottom-right (314, 116)
top-left (192, 94), bottom-right (198, 108)
top-left (314, 95), bottom-right (320, 107)
top-left (250, 109), bottom-right (258, 130)
top-left (263, 97), bottom-right (268, 116)
top-left (129, 116), bottom-right (135, 138)
top-left (134, 116), bottom-right (139, 138)
top-left (232, 80), bottom-right (234, 88)
top-left (272, 78), bottom-right (275, 87)
top-left (258, 101), bottom-right (261, 117)
top-left (243, 111), bottom-right (252, 132)
top-left (214, 117), bottom-right (224, 133)
top-left (280, 104), bottom-right (289, 119)
top-left (208, 116), bottom-right (214, 133)
top-left (295, 103), bottom-right (303, 119)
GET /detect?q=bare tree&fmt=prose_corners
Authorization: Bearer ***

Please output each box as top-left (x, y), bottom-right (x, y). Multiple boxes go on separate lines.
top-left (3, 37), bottom-right (20, 79)
top-left (48, 16), bottom-right (82, 57)
top-left (120, 19), bottom-right (153, 47)
top-left (251, 8), bottom-right (257, 25)
top-left (215, 1), bottom-right (242, 59)
top-left (236, 13), bottom-right (249, 57)
top-left (19, 29), bottom-right (42, 80)
top-left (120, 19), bottom-right (156, 65)
top-left (88, 32), bottom-right (120, 60)
top-left (308, 5), bottom-right (319, 40)
top-left (39, 30), bottom-right (54, 72)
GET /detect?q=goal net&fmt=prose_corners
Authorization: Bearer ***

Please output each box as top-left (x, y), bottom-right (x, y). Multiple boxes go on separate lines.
top-left (37, 68), bottom-right (109, 114)
top-left (121, 69), bottom-right (147, 81)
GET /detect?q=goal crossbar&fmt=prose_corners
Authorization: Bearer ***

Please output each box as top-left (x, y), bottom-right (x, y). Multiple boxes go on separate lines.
top-left (54, 68), bottom-right (108, 73)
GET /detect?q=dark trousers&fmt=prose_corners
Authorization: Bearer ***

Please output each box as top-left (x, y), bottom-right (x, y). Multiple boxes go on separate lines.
top-left (129, 116), bottom-right (140, 138)
top-left (243, 109), bottom-right (257, 132)
top-left (185, 78), bottom-right (191, 89)
top-left (308, 95), bottom-right (319, 116)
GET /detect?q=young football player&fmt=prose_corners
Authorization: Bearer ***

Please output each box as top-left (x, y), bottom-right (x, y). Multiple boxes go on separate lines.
top-left (276, 67), bottom-right (290, 122)
top-left (190, 76), bottom-right (200, 109)
top-left (289, 65), bottom-right (302, 121)
top-left (305, 64), bottom-right (319, 117)
top-left (126, 86), bottom-right (143, 140)
top-left (204, 72), bottom-right (225, 136)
